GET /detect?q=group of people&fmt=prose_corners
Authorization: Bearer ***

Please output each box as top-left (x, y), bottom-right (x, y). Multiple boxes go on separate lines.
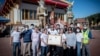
top-left (10, 23), bottom-right (92, 56)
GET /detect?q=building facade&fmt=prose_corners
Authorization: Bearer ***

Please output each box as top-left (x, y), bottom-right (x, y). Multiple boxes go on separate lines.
top-left (74, 18), bottom-right (88, 25)
top-left (0, 0), bottom-right (74, 26)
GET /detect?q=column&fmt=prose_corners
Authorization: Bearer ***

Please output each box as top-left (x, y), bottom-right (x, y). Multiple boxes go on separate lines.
top-left (13, 4), bottom-right (21, 24)
top-left (64, 13), bottom-right (67, 22)
top-left (10, 10), bottom-right (14, 24)
top-left (20, 9), bottom-right (22, 22)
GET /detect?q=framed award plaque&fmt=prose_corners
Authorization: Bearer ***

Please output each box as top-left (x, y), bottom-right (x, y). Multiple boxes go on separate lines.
top-left (47, 35), bottom-right (62, 46)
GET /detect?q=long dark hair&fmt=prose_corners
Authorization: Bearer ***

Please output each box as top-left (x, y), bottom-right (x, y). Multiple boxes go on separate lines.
top-left (59, 28), bottom-right (64, 34)
top-left (67, 27), bottom-right (73, 33)
top-left (76, 27), bottom-right (81, 33)
top-left (68, 27), bottom-right (73, 31)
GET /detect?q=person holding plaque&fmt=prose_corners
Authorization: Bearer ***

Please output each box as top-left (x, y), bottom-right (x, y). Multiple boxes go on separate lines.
top-left (47, 25), bottom-right (58, 56)
top-left (56, 24), bottom-right (60, 33)
top-left (56, 28), bottom-right (66, 56)
top-left (48, 25), bottom-right (58, 35)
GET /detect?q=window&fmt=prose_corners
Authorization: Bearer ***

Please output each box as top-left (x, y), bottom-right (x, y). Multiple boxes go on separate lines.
top-left (54, 13), bottom-right (64, 20)
top-left (22, 9), bottom-right (37, 20)
top-left (25, 9), bottom-right (28, 20)
top-left (34, 10), bottom-right (36, 19)
top-left (22, 9), bottom-right (24, 20)
top-left (30, 10), bottom-right (33, 19)
top-left (22, 9), bottom-right (28, 20)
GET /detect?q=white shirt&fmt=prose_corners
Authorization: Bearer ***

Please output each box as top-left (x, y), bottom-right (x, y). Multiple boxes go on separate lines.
top-left (76, 33), bottom-right (83, 42)
top-left (56, 29), bottom-right (60, 33)
top-left (40, 33), bottom-right (48, 46)
top-left (48, 29), bottom-right (58, 35)
top-left (31, 31), bottom-right (40, 42)
top-left (61, 34), bottom-right (66, 43)
top-left (11, 31), bottom-right (21, 42)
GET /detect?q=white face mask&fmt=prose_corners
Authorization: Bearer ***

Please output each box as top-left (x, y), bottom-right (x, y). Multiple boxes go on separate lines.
top-left (77, 24), bottom-right (80, 27)
top-left (70, 24), bottom-right (74, 27)
top-left (76, 29), bottom-right (80, 32)
top-left (25, 28), bottom-right (28, 30)
top-left (45, 25), bottom-right (48, 29)
top-left (30, 26), bottom-right (34, 29)
top-left (83, 26), bottom-right (87, 29)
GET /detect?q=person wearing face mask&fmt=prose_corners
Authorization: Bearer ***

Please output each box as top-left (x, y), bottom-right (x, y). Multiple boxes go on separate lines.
top-left (82, 25), bottom-right (92, 56)
top-left (64, 25), bottom-right (68, 33)
top-left (48, 25), bottom-right (58, 35)
top-left (56, 24), bottom-right (60, 33)
top-left (47, 25), bottom-right (58, 56)
top-left (31, 26), bottom-right (40, 56)
top-left (40, 28), bottom-right (48, 56)
top-left (76, 27), bottom-right (83, 56)
top-left (10, 26), bottom-right (21, 56)
top-left (30, 24), bottom-right (34, 29)
top-left (56, 29), bottom-right (66, 56)
top-left (70, 23), bottom-right (74, 28)
top-left (65, 27), bottom-right (76, 56)
top-left (21, 25), bottom-right (32, 56)
top-left (70, 23), bottom-right (77, 33)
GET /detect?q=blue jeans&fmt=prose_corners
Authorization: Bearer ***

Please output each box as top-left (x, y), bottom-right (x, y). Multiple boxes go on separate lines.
top-left (77, 42), bottom-right (81, 56)
top-left (13, 42), bottom-right (21, 56)
top-left (41, 46), bottom-right (48, 56)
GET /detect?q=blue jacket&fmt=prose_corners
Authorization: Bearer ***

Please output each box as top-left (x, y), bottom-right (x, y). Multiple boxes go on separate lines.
top-left (21, 29), bottom-right (32, 43)
top-left (88, 30), bottom-right (92, 39)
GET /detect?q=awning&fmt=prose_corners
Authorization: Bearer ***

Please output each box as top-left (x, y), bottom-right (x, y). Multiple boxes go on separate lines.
top-left (45, 0), bottom-right (68, 8)
top-left (0, 16), bottom-right (10, 23)
top-left (31, 0), bottom-right (69, 8)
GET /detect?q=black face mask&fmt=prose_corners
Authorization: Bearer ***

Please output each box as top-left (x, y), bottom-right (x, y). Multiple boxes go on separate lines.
top-left (64, 28), bottom-right (67, 31)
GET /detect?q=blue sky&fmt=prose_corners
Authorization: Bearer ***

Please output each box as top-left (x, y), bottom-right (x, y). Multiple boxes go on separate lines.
top-left (0, 0), bottom-right (5, 9)
top-left (71, 0), bottom-right (100, 19)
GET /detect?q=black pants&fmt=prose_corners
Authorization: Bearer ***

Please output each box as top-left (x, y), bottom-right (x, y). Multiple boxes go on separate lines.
top-left (56, 46), bottom-right (63, 56)
top-left (63, 48), bottom-right (67, 56)
top-left (48, 45), bottom-right (56, 56)
top-left (67, 47), bottom-right (76, 56)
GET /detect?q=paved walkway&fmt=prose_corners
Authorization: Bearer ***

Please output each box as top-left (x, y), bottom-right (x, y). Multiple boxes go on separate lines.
top-left (0, 30), bottom-right (100, 56)
top-left (0, 37), bottom-right (12, 56)
top-left (90, 30), bottom-right (100, 56)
